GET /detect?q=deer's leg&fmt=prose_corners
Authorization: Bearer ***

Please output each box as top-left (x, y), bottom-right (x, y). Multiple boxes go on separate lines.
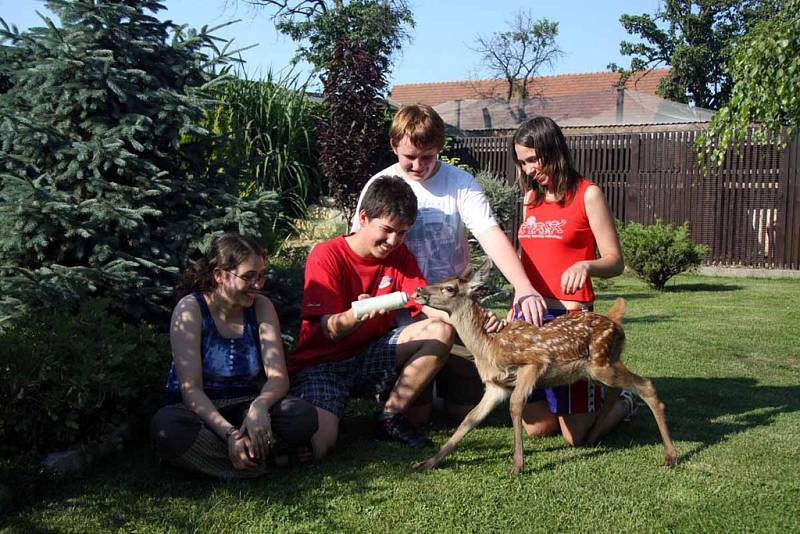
top-left (509, 364), bottom-right (546, 476)
top-left (412, 384), bottom-right (508, 472)
top-left (589, 362), bottom-right (678, 467)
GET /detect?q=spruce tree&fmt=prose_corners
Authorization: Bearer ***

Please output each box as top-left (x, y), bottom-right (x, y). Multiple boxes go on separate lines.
top-left (0, 0), bottom-right (278, 325)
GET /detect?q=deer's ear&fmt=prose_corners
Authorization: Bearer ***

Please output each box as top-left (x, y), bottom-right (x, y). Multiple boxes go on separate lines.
top-left (459, 264), bottom-right (474, 280)
top-left (466, 259), bottom-right (493, 292)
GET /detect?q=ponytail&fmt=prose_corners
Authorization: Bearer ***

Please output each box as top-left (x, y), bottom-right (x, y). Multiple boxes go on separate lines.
top-left (174, 232), bottom-right (266, 299)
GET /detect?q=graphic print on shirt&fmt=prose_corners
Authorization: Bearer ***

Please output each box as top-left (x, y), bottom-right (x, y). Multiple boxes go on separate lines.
top-left (378, 275), bottom-right (394, 289)
top-left (518, 215), bottom-right (568, 239)
top-left (405, 207), bottom-right (466, 284)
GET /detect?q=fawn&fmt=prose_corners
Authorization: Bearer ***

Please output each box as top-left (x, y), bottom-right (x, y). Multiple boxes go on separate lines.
top-left (412, 260), bottom-right (678, 475)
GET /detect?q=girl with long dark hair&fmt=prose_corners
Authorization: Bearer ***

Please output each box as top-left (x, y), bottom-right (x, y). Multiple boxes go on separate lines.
top-left (513, 117), bottom-right (635, 446)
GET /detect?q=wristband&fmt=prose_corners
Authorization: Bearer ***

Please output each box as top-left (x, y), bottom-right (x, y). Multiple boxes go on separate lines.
top-left (224, 426), bottom-right (238, 440)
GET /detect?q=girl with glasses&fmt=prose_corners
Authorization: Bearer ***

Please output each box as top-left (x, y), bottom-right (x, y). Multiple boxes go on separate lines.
top-left (150, 232), bottom-right (317, 478)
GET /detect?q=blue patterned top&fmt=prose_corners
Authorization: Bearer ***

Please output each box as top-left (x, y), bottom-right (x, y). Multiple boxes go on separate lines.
top-left (164, 292), bottom-right (264, 403)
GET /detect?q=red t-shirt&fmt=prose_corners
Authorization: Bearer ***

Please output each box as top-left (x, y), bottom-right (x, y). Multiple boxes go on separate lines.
top-left (518, 178), bottom-right (597, 303)
top-left (288, 235), bottom-right (427, 375)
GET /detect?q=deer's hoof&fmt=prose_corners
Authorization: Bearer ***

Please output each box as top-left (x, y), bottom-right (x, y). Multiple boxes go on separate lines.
top-left (412, 459), bottom-right (436, 472)
top-left (664, 452), bottom-right (678, 468)
top-left (509, 463), bottom-right (523, 476)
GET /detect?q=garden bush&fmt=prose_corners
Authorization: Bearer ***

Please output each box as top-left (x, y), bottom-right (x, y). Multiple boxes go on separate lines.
top-left (207, 72), bottom-right (324, 251)
top-left (264, 245), bottom-right (312, 350)
top-left (0, 1), bottom-right (279, 327)
top-left (618, 219), bottom-right (708, 290)
top-left (474, 169), bottom-right (520, 232)
top-left (0, 298), bottom-right (168, 456)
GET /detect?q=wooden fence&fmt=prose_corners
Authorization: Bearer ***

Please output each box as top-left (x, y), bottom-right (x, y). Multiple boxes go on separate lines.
top-left (450, 131), bottom-right (800, 270)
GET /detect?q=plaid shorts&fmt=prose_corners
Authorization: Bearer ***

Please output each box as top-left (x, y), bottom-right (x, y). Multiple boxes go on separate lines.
top-left (527, 305), bottom-right (606, 415)
top-left (289, 327), bottom-right (405, 418)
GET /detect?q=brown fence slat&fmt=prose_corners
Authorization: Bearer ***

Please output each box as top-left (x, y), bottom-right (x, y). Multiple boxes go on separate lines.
top-left (449, 129), bottom-right (798, 269)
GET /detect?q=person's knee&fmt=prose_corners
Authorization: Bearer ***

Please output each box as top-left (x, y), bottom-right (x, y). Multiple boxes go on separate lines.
top-left (431, 318), bottom-right (455, 347)
top-left (150, 406), bottom-right (200, 459)
top-left (522, 402), bottom-right (559, 437)
top-left (310, 408), bottom-right (339, 460)
top-left (271, 397), bottom-right (319, 445)
top-left (409, 318), bottom-right (455, 349)
top-left (523, 416), bottom-right (560, 437)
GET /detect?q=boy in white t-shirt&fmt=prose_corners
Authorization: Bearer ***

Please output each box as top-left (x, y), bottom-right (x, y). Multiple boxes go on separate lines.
top-left (351, 104), bottom-right (547, 418)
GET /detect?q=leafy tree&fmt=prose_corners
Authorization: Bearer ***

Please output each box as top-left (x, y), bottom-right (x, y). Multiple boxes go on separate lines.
top-left (318, 35), bottom-right (393, 221)
top-left (698, 0), bottom-right (800, 166)
top-left (0, 0), bottom-right (278, 326)
top-left (240, 0), bottom-right (409, 216)
top-left (471, 11), bottom-right (563, 101)
top-left (611, 0), bottom-right (780, 109)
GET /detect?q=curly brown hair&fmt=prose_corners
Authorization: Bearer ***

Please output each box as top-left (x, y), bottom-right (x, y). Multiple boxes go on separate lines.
top-left (175, 232), bottom-right (266, 298)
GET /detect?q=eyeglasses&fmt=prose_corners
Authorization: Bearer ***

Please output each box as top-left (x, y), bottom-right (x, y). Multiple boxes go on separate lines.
top-left (226, 270), bottom-right (266, 285)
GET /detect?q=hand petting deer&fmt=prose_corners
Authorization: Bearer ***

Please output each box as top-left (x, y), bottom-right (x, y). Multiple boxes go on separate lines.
top-left (412, 260), bottom-right (678, 475)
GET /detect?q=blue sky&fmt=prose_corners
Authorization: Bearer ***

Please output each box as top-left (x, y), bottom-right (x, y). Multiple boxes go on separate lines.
top-left (1, 0), bottom-right (660, 89)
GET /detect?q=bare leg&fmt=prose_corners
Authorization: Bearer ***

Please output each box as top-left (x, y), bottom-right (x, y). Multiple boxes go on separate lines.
top-left (583, 386), bottom-right (626, 445)
top-left (310, 407), bottom-right (339, 460)
top-left (522, 401), bottom-right (560, 437)
top-left (413, 385), bottom-right (508, 471)
top-left (384, 318), bottom-right (453, 419)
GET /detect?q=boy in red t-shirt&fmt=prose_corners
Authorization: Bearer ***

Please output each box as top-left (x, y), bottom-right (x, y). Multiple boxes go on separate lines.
top-left (288, 176), bottom-right (454, 459)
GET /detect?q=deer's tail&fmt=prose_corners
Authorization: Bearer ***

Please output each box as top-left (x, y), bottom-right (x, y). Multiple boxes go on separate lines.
top-left (606, 298), bottom-right (626, 327)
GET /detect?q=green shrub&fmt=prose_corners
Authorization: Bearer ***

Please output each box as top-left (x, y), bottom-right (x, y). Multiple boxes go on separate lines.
top-left (207, 72), bottom-right (324, 251)
top-left (265, 245), bottom-right (311, 350)
top-left (474, 170), bottom-right (520, 232)
top-left (0, 299), bottom-right (168, 456)
top-left (440, 137), bottom-right (475, 174)
top-left (618, 219), bottom-right (708, 290)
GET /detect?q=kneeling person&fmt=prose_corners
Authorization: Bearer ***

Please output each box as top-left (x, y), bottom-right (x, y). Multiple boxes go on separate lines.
top-left (289, 176), bottom-right (454, 459)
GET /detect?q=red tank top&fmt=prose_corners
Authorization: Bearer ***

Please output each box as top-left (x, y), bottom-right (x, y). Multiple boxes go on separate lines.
top-left (518, 178), bottom-right (596, 302)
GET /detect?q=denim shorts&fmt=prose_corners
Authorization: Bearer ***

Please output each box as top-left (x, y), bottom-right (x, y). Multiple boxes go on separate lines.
top-left (289, 327), bottom-right (405, 418)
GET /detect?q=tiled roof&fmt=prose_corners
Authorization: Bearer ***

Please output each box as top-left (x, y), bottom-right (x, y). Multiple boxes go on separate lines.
top-left (389, 69), bottom-right (671, 107)
top-left (434, 89), bottom-right (715, 132)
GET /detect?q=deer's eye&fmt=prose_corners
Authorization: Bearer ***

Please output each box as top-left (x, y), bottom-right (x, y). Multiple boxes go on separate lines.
top-left (441, 286), bottom-right (456, 295)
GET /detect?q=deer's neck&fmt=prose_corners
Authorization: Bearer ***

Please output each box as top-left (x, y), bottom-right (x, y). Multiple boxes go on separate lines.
top-left (449, 300), bottom-right (497, 364)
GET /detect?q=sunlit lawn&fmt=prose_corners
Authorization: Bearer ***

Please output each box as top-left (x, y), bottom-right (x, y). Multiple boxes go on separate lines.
top-left (2, 272), bottom-right (799, 532)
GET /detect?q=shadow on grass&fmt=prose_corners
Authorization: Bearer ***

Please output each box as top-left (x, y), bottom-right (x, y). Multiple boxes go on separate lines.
top-left (4, 376), bottom-right (798, 530)
top-left (625, 314), bottom-right (675, 324)
top-left (595, 292), bottom-right (656, 303)
top-left (605, 376), bottom-right (800, 465)
top-left (665, 283), bottom-right (744, 293)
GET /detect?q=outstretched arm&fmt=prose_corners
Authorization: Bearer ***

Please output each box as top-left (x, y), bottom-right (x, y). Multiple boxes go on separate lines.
top-left (320, 294), bottom-right (391, 341)
top-left (476, 225), bottom-right (546, 326)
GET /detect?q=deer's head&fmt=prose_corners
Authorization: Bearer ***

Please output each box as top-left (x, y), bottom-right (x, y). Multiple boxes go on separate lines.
top-left (413, 259), bottom-right (494, 314)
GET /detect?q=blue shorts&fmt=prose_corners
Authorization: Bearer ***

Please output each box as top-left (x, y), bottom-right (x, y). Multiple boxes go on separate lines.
top-left (526, 306), bottom-right (606, 415)
top-left (288, 327), bottom-right (404, 418)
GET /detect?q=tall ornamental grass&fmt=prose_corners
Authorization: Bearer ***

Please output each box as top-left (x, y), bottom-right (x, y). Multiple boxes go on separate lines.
top-left (208, 71), bottom-right (322, 250)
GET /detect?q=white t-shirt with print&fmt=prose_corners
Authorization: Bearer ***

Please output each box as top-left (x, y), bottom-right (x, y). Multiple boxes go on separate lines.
top-left (351, 162), bottom-right (498, 283)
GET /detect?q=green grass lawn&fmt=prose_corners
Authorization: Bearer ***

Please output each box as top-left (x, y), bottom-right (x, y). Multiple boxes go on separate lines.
top-left (2, 273), bottom-right (799, 533)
